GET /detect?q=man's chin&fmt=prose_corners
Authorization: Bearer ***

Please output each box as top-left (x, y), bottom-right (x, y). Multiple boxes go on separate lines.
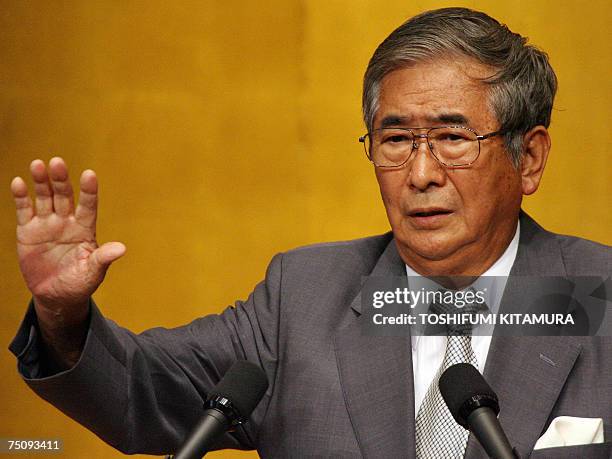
top-left (395, 235), bottom-right (465, 263)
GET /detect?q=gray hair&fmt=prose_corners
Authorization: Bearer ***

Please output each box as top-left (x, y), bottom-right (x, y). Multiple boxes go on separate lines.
top-left (362, 7), bottom-right (557, 166)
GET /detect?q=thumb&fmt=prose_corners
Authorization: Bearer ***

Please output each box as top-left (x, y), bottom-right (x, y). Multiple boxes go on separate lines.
top-left (90, 242), bottom-right (127, 269)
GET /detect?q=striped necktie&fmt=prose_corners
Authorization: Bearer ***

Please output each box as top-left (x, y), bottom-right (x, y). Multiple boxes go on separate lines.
top-left (415, 291), bottom-right (486, 458)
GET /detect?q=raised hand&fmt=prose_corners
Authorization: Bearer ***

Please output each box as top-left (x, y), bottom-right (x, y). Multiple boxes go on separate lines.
top-left (11, 158), bottom-right (125, 359)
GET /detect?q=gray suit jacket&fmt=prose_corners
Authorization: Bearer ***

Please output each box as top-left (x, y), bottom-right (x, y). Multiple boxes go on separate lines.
top-left (10, 213), bottom-right (612, 458)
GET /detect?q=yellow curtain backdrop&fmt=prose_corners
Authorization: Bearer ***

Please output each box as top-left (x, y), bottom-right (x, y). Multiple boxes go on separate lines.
top-left (1, 1), bottom-right (609, 458)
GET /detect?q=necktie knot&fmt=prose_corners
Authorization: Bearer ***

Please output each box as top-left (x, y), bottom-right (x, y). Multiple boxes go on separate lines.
top-left (429, 288), bottom-right (488, 336)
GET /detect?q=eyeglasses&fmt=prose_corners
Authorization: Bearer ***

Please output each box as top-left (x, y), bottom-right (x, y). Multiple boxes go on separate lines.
top-left (358, 126), bottom-right (504, 168)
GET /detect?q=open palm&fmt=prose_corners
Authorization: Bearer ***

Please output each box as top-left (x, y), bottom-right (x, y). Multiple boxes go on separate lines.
top-left (11, 158), bottom-right (125, 314)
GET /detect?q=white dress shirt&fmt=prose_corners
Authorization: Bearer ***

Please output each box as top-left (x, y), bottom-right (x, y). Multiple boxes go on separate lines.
top-left (407, 222), bottom-right (520, 416)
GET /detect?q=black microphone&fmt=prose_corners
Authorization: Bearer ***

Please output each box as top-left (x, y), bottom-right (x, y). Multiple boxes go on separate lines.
top-left (439, 363), bottom-right (518, 459)
top-left (171, 360), bottom-right (269, 459)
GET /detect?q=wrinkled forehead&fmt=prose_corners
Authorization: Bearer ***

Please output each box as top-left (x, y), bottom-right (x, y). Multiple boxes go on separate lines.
top-left (374, 57), bottom-right (499, 130)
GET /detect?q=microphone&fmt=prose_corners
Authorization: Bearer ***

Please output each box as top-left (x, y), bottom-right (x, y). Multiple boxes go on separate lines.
top-left (439, 363), bottom-right (518, 459)
top-left (172, 360), bottom-right (269, 459)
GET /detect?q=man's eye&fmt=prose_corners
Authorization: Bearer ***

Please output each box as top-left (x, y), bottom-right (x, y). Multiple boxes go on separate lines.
top-left (438, 133), bottom-right (468, 142)
top-left (383, 134), bottom-right (411, 143)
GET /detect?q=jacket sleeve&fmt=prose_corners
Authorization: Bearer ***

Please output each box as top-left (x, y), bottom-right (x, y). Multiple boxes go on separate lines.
top-left (8, 253), bottom-right (283, 455)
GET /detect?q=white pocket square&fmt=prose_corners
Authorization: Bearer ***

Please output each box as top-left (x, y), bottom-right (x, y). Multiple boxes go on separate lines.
top-left (533, 416), bottom-right (604, 450)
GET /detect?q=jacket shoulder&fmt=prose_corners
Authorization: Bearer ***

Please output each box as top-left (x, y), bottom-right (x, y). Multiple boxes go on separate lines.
top-left (553, 232), bottom-right (611, 275)
top-left (282, 232), bottom-right (393, 270)
top-left (274, 232), bottom-right (393, 279)
top-left (520, 212), bottom-right (610, 276)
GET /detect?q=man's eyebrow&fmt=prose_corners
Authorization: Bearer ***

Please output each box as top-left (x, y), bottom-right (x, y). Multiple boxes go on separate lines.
top-left (378, 113), bottom-right (470, 128)
top-left (380, 115), bottom-right (408, 128)
top-left (428, 113), bottom-right (470, 125)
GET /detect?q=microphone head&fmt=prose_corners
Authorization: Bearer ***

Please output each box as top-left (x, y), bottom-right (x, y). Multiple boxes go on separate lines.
top-left (207, 360), bottom-right (269, 424)
top-left (438, 363), bottom-right (499, 428)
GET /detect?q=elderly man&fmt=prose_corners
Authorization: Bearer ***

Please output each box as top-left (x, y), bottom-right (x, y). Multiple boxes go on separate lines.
top-left (10, 7), bottom-right (611, 459)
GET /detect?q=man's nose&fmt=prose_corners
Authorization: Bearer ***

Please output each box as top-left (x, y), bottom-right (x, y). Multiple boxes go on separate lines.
top-left (407, 136), bottom-right (446, 191)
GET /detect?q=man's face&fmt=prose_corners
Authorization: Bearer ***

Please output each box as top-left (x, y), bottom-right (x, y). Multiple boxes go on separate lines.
top-left (374, 57), bottom-right (523, 275)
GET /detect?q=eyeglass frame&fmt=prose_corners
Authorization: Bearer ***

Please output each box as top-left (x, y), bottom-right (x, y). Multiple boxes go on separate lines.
top-left (358, 126), bottom-right (505, 168)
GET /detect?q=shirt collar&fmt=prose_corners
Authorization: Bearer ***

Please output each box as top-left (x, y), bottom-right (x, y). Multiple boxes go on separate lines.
top-left (406, 221), bottom-right (521, 349)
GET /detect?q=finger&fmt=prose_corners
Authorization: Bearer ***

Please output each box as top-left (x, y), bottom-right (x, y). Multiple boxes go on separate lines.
top-left (10, 176), bottom-right (34, 225)
top-left (90, 242), bottom-right (126, 269)
top-left (75, 169), bottom-right (98, 228)
top-left (30, 159), bottom-right (54, 217)
top-left (48, 157), bottom-right (75, 217)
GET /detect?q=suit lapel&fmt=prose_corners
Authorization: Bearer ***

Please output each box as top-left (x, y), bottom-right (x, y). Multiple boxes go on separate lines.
top-left (465, 336), bottom-right (583, 458)
top-left (465, 213), bottom-right (583, 458)
top-left (334, 239), bottom-right (417, 458)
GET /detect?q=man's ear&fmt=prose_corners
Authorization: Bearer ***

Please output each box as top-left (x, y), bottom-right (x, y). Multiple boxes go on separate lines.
top-left (520, 126), bottom-right (551, 195)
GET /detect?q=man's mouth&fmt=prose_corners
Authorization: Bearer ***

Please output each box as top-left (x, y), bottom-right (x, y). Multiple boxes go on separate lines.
top-left (408, 208), bottom-right (453, 217)
top-left (407, 208), bottom-right (453, 228)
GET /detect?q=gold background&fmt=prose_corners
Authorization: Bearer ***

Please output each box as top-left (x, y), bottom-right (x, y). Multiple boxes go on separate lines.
top-left (1, 1), bottom-right (610, 458)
